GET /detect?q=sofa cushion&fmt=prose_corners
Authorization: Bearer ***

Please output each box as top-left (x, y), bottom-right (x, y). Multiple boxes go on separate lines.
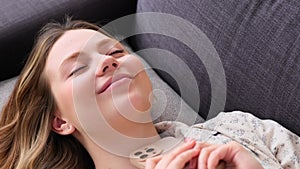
top-left (133, 0), bottom-right (300, 135)
top-left (0, 0), bottom-right (137, 81)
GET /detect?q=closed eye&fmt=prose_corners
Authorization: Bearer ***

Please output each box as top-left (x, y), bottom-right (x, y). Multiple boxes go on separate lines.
top-left (68, 66), bottom-right (87, 77)
top-left (108, 49), bottom-right (124, 55)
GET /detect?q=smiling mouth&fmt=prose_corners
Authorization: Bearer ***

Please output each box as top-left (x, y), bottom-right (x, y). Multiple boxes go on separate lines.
top-left (97, 74), bottom-right (132, 94)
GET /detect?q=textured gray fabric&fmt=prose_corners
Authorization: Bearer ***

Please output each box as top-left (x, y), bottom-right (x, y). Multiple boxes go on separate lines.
top-left (134, 0), bottom-right (300, 135)
top-left (0, 0), bottom-right (138, 81)
top-left (141, 55), bottom-right (204, 125)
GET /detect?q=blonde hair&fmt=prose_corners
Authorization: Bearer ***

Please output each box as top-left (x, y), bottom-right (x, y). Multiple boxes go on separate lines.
top-left (0, 17), bottom-right (111, 169)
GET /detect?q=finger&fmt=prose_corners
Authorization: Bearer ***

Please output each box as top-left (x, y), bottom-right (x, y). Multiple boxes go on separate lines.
top-left (206, 147), bottom-right (228, 169)
top-left (145, 155), bottom-right (163, 169)
top-left (207, 141), bottom-right (246, 168)
top-left (198, 145), bottom-right (219, 169)
top-left (155, 140), bottom-right (196, 168)
top-left (193, 141), bottom-right (212, 151)
top-left (207, 142), bottom-right (263, 169)
top-left (167, 148), bottom-right (200, 169)
top-left (185, 142), bottom-right (211, 169)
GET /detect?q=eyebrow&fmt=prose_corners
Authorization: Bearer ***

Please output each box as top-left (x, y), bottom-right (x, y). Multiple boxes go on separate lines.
top-left (98, 38), bottom-right (117, 47)
top-left (97, 38), bottom-right (120, 52)
top-left (59, 51), bottom-right (81, 73)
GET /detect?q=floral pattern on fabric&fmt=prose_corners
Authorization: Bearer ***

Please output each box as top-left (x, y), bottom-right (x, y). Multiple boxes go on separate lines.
top-left (155, 111), bottom-right (300, 169)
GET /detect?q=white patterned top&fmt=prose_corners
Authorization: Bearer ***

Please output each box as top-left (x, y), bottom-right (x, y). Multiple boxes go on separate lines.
top-left (155, 111), bottom-right (300, 169)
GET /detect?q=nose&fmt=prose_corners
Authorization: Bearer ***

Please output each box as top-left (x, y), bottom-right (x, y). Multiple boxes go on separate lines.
top-left (96, 56), bottom-right (119, 76)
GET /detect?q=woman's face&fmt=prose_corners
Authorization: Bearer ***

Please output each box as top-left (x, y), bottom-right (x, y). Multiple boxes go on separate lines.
top-left (44, 29), bottom-right (153, 137)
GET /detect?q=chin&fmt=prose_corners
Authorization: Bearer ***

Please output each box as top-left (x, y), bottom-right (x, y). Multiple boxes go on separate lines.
top-left (128, 90), bottom-right (152, 112)
top-left (129, 77), bottom-right (153, 112)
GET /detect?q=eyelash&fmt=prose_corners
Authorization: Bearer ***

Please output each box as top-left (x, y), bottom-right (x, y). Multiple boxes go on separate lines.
top-left (68, 49), bottom-right (124, 78)
top-left (69, 66), bottom-right (87, 77)
top-left (109, 49), bottom-right (124, 56)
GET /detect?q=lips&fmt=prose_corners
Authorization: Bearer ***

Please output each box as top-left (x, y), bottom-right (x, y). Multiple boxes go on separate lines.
top-left (97, 74), bottom-right (132, 94)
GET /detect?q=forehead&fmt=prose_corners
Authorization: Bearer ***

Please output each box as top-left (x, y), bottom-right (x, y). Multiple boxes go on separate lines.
top-left (45, 29), bottom-right (110, 80)
top-left (50, 29), bottom-right (108, 57)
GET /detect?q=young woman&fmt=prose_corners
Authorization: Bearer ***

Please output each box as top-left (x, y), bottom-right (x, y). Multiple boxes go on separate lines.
top-left (0, 18), bottom-right (298, 169)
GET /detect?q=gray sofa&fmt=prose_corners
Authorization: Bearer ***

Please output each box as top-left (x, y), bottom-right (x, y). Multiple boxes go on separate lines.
top-left (1, 0), bottom-right (300, 136)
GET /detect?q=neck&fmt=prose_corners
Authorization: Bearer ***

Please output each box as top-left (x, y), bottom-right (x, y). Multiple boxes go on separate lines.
top-left (76, 122), bottom-right (161, 169)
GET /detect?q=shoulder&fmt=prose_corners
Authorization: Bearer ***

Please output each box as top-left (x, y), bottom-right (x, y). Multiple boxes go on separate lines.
top-left (192, 110), bottom-right (265, 130)
top-left (211, 110), bottom-right (265, 123)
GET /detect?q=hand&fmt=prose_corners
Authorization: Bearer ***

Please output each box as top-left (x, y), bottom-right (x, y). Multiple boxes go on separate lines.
top-left (145, 139), bottom-right (200, 169)
top-left (144, 139), bottom-right (263, 169)
top-left (197, 141), bottom-right (263, 169)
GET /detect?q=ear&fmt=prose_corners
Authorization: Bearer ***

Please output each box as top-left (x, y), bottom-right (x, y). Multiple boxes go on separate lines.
top-left (52, 116), bottom-right (75, 135)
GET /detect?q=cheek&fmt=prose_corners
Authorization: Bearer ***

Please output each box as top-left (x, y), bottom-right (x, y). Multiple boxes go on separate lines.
top-left (52, 82), bottom-right (78, 123)
top-left (128, 71), bottom-right (153, 111)
top-left (121, 55), bottom-right (146, 77)
top-left (119, 55), bottom-right (153, 108)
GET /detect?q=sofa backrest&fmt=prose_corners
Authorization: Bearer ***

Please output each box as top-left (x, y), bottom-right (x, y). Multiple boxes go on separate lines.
top-left (0, 0), bottom-right (137, 81)
top-left (132, 0), bottom-right (300, 136)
